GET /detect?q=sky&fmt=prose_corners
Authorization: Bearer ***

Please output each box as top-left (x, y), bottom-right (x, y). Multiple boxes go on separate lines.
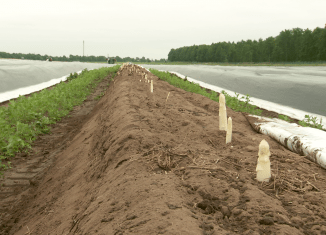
top-left (1, 0), bottom-right (325, 60)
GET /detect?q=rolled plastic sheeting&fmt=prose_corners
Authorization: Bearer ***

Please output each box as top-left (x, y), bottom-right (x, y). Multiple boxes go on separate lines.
top-left (250, 115), bottom-right (326, 169)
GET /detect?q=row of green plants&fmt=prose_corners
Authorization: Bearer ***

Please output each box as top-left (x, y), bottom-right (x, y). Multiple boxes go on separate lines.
top-left (149, 69), bottom-right (262, 116)
top-left (0, 65), bottom-right (120, 175)
top-left (279, 114), bottom-right (324, 130)
top-left (149, 69), bottom-right (325, 130)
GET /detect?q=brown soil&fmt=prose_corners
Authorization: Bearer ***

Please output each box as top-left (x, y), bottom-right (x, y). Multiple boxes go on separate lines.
top-left (1, 65), bottom-right (326, 235)
top-left (171, 73), bottom-right (302, 126)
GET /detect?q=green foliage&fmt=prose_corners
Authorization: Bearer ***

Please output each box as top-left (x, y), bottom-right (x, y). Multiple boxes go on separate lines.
top-left (149, 69), bottom-right (262, 116)
top-left (0, 65), bottom-right (120, 175)
top-left (278, 115), bottom-right (292, 122)
top-left (277, 114), bottom-right (325, 131)
top-left (298, 115), bottom-right (324, 130)
top-left (67, 69), bottom-right (89, 82)
top-left (0, 52), bottom-right (109, 62)
top-left (221, 91), bottom-right (262, 116)
top-left (167, 27), bottom-right (326, 63)
top-left (67, 72), bottom-right (79, 81)
top-left (149, 69), bottom-right (220, 102)
top-left (0, 51), bottom-right (166, 63)
top-left (94, 91), bottom-right (105, 100)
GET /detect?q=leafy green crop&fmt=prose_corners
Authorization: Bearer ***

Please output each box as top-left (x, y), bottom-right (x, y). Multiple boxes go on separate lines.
top-left (149, 69), bottom-right (220, 102)
top-left (149, 69), bottom-right (262, 116)
top-left (221, 91), bottom-right (262, 115)
top-left (0, 65), bottom-right (120, 175)
top-left (150, 69), bottom-right (326, 131)
top-left (299, 115), bottom-right (324, 130)
top-left (278, 114), bottom-right (292, 122)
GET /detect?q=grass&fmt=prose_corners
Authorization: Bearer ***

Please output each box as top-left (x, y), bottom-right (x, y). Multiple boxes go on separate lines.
top-left (0, 65), bottom-right (120, 175)
top-left (149, 69), bottom-right (262, 116)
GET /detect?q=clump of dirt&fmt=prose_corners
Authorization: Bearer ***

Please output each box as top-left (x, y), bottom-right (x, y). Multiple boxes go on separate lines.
top-left (1, 64), bottom-right (326, 235)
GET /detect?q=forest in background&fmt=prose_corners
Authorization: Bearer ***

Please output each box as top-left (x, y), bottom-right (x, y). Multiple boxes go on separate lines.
top-left (168, 27), bottom-right (326, 63)
top-left (0, 52), bottom-right (165, 63)
top-left (2, 27), bottom-right (326, 63)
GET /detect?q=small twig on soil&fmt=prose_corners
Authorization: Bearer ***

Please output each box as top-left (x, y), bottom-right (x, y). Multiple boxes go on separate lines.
top-left (157, 152), bottom-right (172, 170)
top-left (307, 181), bottom-right (320, 191)
top-left (313, 173), bottom-right (318, 182)
top-left (207, 137), bottom-right (216, 148)
top-left (24, 226), bottom-right (31, 235)
top-left (274, 162), bottom-right (279, 192)
top-left (165, 92), bottom-right (170, 106)
top-left (142, 145), bottom-right (163, 156)
top-left (219, 158), bottom-right (248, 170)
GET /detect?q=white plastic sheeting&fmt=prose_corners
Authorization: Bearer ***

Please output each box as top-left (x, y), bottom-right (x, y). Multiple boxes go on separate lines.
top-left (250, 116), bottom-right (326, 169)
top-left (0, 72), bottom-right (78, 103)
top-left (141, 64), bottom-right (326, 117)
top-left (0, 59), bottom-right (116, 103)
top-left (0, 59), bottom-right (115, 102)
top-left (166, 71), bottom-right (326, 130)
top-left (153, 69), bottom-right (326, 169)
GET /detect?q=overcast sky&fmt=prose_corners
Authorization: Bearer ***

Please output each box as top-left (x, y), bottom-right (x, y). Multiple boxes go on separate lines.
top-left (1, 0), bottom-right (325, 59)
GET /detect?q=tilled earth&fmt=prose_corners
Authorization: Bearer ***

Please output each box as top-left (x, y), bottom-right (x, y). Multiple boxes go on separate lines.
top-left (1, 65), bottom-right (326, 235)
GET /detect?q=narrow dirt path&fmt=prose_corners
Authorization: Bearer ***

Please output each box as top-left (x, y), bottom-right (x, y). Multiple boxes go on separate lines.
top-left (1, 65), bottom-right (326, 235)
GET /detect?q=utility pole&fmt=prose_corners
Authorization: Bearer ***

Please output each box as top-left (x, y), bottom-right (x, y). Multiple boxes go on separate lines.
top-left (83, 40), bottom-right (84, 57)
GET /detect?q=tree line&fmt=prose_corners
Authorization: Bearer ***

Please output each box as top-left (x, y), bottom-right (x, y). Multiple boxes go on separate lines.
top-left (0, 52), bottom-right (166, 63)
top-left (168, 27), bottom-right (326, 63)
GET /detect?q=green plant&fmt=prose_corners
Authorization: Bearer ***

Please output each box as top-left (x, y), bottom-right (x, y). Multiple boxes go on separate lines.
top-left (221, 91), bottom-right (262, 115)
top-left (94, 92), bottom-right (105, 100)
top-left (149, 69), bottom-right (220, 102)
top-left (0, 156), bottom-right (10, 176)
top-left (298, 115), bottom-right (324, 130)
top-left (149, 69), bottom-right (262, 116)
top-left (0, 65), bottom-right (120, 174)
top-left (67, 72), bottom-right (79, 81)
top-left (278, 114), bottom-right (291, 122)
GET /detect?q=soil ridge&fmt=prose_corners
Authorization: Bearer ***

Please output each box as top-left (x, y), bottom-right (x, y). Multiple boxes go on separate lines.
top-left (1, 65), bottom-right (326, 234)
